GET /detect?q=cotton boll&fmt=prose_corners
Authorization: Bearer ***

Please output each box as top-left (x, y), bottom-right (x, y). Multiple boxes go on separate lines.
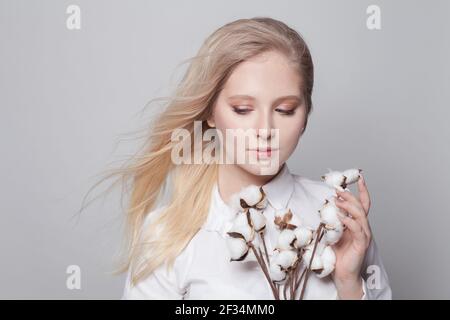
top-left (273, 249), bottom-right (298, 270)
top-left (302, 244), bottom-right (324, 271)
top-left (249, 208), bottom-right (266, 232)
top-left (315, 245), bottom-right (336, 278)
top-left (342, 168), bottom-right (362, 185)
top-left (226, 237), bottom-right (249, 261)
top-left (321, 245), bottom-right (336, 268)
top-left (321, 170), bottom-right (346, 191)
top-left (240, 185), bottom-right (264, 208)
top-left (255, 193), bottom-right (268, 210)
top-left (229, 212), bottom-right (255, 242)
top-left (293, 227), bottom-right (313, 248)
top-left (276, 229), bottom-right (297, 250)
top-left (318, 199), bottom-right (343, 230)
top-left (269, 261), bottom-right (287, 282)
top-left (323, 224), bottom-right (344, 245)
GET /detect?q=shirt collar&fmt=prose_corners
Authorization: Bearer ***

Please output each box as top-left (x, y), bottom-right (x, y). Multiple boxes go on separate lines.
top-left (261, 162), bottom-right (295, 211)
top-left (203, 163), bottom-right (296, 232)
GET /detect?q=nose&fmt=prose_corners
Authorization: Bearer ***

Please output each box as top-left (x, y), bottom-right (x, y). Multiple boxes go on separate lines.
top-left (256, 110), bottom-right (275, 141)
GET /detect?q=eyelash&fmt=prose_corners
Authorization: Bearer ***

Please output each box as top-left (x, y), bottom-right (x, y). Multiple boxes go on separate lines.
top-left (232, 107), bottom-right (296, 116)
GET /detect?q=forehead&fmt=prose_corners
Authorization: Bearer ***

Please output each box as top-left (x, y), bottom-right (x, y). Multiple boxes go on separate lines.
top-left (222, 51), bottom-right (302, 97)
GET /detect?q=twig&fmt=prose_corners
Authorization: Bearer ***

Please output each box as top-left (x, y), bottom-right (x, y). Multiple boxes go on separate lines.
top-left (299, 223), bottom-right (325, 300)
top-left (249, 244), bottom-right (279, 299)
top-left (290, 264), bottom-right (296, 299)
top-left (259, 231), bottom-right (270, 266)
top-left (283, 271), bottom-right (290, 299)
top-left (295, 266), bottom-right (307, 294)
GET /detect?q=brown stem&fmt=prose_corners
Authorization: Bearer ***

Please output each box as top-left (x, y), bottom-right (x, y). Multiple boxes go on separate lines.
top-left (259, 231), bottom-right (271, 266)
top-left (249, 244), bottom-right (279, 300)
top-left (283, 271), bottom-right (291, 300)
top-left (290, 266), bottom-right (296, 300)
top-left (291, 253), bottom-right (303, 298)
top-left (295, 267), bottom-right (307, 294)
top-left (299, 223), bottom-right (325, 300)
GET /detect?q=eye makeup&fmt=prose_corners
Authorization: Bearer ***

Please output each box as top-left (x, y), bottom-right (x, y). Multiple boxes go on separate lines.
top-left (231, 104), bottom-right (299, 116)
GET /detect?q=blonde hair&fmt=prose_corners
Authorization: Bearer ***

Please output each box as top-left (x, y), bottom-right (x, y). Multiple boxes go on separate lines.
top-left (81, 16), bottom-right (315, 287)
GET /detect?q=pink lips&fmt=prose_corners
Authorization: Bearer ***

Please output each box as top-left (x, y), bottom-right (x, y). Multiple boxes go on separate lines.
top-left (247, 148), bottom-right (278, 158)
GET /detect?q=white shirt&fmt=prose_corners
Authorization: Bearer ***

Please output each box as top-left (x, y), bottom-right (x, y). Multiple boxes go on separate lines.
top-left (121, 164), bottom-right (392, 300)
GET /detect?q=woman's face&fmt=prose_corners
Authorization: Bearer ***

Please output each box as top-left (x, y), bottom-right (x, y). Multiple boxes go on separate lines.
top-left (208, 50), bottom-right (307, 176)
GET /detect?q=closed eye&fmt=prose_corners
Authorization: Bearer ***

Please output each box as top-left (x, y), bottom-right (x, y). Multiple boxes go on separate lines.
top-left (232, 107), bottom-right (252, 115)
top-left (276, 108), bottom-right (296, 115)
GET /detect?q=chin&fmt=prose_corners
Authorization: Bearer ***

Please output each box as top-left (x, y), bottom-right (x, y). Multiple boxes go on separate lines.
top-left (237, 162), bottom-right (283, 176)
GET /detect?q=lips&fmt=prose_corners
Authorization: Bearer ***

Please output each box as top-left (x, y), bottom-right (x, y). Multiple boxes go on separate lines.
top-left (247, 148), bottom-right (278, 159)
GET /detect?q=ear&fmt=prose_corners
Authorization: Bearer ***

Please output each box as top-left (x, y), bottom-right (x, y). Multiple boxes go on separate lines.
top-left (207, 118), bottom-right (215, 128)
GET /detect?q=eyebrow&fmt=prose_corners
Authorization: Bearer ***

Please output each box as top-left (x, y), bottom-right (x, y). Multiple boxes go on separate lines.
top-left (227, 94), bottom-right (301, 105)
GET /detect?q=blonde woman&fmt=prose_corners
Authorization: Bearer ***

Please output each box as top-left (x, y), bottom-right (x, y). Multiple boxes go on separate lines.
top-left (109, 17), bottom-right (391, 299)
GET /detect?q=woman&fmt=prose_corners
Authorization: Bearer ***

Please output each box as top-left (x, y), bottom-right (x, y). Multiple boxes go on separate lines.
top-left (116, 17), bottom-right (391, 299)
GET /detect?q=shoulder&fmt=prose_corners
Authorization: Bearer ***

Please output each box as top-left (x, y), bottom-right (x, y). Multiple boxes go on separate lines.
top-left (292, 173), bottom-right (336, 203)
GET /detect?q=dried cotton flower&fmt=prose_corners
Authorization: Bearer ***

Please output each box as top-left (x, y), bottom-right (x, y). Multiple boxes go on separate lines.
top-left (227, 211), bottom-right (255, 242)
top-left (248, 208), bottom-right (266, 232)
top-left (302, 242), bottom-right (336, 278)
top-left (321, 168), bottom-right (363, 191)
top-left (342, 168), bottom-right (362, 185)
top-left (239, 185), bottom-right (268, 210)
top-left (276, 229), bottom-right (297, 250)
top-left (269, 249), bottom-right (298, 283)
top-left (226, 237), bottom-right (249, 261)
top-left (322, 223), bottom-right (344, 245)
top-left (274, 208), bottom-right (301, 230)
top-left (318, 198), bottom-right (344, 231)
top-left (293, 226), bottom-right (314, 248)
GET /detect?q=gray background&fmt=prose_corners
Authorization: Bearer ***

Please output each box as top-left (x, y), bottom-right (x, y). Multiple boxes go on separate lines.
top-left (1, 0), bottom-right (449, 299)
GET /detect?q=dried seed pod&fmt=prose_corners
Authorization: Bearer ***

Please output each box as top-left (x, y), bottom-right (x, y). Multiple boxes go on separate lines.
top-left (248, 208), bottom-right (266, 232)
top-left (315, 245), bottom-right (336, 278)
top-left (269, 261), bottom-right (287, 282)
top-left (302, 243), bottom-right (336, 278)
top-left (342, 168), bottom-right (362, 185)
top-left (318, 198), bottom-right (344, 231)
top-left (322, 168), bottom-right (363, 191)
top-left (321, 170), bottom-right (346, 192)
top-left (228, 212), bottom-right (255, 242)
top-left (293, 226), bottom-right (314, 248)
top-left (239, 185), bottom-right (267, 209)
top-left (226, 237), bottom-right (249, 261)
top-left (323, 223), bottom-right (344, 245)
top-left (276, 229), bottom-right (297, 250)
top-left (274, 208), bottom-right (300, 230)
top-left (228, 184), bottom-right (268, 213)
top-left (273, 249), bottom-right (298, 270)
top-left (302, 243), bottom-right (324, 271)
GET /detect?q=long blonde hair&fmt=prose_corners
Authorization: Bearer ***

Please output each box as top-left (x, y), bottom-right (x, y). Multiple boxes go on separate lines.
top-left (81, 17), bottom-right (315, 287)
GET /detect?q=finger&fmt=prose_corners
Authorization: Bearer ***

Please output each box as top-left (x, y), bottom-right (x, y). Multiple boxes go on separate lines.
top-left (334, 197), bottom-right (371, 238)
top-left (335, 189), bottom-right (365, 214)
top-left (357, 174), bottom-right (371, 215)
top-left (336, 213), bottom-right (368, 250)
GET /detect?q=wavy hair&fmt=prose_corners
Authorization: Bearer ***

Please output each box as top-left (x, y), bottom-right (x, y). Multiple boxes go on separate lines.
top-left (81, 16), bottom-right (315, 287)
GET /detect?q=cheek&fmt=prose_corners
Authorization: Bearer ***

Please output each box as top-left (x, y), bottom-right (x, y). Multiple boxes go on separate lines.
top-left (212, 102), bottom-right (244, 131)
top-left (277, 115), bottom-right (305, 152)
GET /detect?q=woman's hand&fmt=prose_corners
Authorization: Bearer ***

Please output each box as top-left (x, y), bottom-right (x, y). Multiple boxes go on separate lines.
top-left (331, 174), bottom-right (372, 299)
